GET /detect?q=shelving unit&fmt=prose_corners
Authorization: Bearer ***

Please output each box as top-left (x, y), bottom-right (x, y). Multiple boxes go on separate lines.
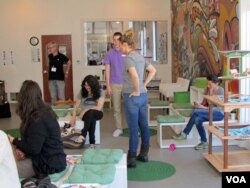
top-left (203, 50), bottom-right (250, 172)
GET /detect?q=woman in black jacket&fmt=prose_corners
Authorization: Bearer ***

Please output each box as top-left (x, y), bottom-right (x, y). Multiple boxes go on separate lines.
top-left (8, 80), bottom-right (66, 178)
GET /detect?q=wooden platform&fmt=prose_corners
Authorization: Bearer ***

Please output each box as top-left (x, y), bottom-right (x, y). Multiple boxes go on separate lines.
top-left (203, 150), bottom-right (250, 172)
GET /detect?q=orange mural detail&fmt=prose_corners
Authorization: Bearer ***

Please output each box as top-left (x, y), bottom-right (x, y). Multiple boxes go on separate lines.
top-left (171, 0), bottom-right (239, 92)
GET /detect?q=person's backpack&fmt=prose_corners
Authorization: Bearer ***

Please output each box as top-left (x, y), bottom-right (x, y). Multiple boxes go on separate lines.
top-left (21, 176), bottom-right (57, 188)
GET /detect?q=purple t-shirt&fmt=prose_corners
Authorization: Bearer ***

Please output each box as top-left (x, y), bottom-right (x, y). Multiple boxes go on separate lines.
top-left (103, 48), bottom-right (125, 84)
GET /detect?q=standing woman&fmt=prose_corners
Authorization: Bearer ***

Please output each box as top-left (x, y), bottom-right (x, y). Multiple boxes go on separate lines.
top-left (70, 75), bottom-right (105, 148)
top-left (120, 29), bottom-right (156, 168)
top-left (8, 80), bottom-right (66, 178)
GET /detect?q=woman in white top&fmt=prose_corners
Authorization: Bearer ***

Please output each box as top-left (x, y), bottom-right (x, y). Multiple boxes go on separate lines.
top-left (0, 130), bottom-right (21, 188)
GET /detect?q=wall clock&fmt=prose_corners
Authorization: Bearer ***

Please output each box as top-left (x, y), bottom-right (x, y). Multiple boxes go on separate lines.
top-left (29, 36), bottom-right (39, 46)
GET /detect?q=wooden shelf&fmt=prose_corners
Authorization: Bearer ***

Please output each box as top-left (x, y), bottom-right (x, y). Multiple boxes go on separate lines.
top-left (204, 50), bottom-right (250, 172)
top-left (205, 125), bottom-right (250, 140)
top-left (204, 95), bottom-right (250, 112)
top-left (203, 150), bottom-right (250, 172)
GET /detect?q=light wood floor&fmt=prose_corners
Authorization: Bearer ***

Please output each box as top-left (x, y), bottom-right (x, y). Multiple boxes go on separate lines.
top-left (0, 103), bottom-right (243, 188)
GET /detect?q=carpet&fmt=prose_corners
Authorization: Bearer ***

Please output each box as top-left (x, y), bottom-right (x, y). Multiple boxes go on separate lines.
top-left (4, 128), bottom-right (20, 138)
top-left (128, 160), bottom-right (176, 181)
top-left (120, 128), bottom-right (157, 137)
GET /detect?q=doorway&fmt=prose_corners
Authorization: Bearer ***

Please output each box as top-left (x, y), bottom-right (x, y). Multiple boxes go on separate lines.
top-left (41, 35), bottom-right (73, 103)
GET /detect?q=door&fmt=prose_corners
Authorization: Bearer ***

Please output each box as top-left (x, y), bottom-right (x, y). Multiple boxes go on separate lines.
top-left (41, 35), bottom-right (73, 103)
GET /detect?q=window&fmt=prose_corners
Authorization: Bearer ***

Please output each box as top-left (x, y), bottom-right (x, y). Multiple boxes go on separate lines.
top-left (83, 21), bottom-right (168, 66)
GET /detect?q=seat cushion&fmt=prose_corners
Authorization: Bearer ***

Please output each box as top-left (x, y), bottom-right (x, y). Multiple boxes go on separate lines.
top-left (53, 109), bottom-right (69, 117)
top-left (51, 104), bottom-right (72, 110)
top-left (156, 115), bottom-right (185, 123)
top-left (49, 165), bottom-right (70, 182)
top-left (177, 109), bottom-right (194, 117)
top-left (81, 149), bottom-right (123, 164)
top-left (172, 103), bottom-right (194, 109)
top-left (64, 164), bottom-right (116, 185)
top-left (150, 100), bottom-right (169, 106)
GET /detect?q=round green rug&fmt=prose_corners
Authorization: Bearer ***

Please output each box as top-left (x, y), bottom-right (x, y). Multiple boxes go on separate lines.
top-left (4, 128), bottom-right (20, 138)
top-left (128, 160), bottom-right (176, 181)
top-left (120, 128), bottom-right (157, 137)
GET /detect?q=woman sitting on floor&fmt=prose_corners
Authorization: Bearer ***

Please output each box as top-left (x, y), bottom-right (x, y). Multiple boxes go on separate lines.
top-left (173, 74), bottom-right (224, 150)
top-left (70, 75), bottom-right (105, 149)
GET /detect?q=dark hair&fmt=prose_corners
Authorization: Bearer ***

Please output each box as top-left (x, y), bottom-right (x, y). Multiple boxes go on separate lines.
top-left (81, 75), bottom-right (101, 100)
top-left (113, 32), bottom-right (122, 40)
top-left (17, 80), bottom-right (57, 134)
top-left (207, 74), bottom-right (220, 84)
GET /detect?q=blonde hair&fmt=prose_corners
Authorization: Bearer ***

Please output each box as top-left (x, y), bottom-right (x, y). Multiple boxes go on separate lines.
top-left (121, 29), bottom-right (136, 49)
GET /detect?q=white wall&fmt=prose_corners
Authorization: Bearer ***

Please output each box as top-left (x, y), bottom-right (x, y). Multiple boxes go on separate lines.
top-left (0, 0), bottom-right (171, 99)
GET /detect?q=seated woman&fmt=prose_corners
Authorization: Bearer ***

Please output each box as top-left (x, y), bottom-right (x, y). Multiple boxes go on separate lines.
top-left (70, 75), bottom-right (105, 149)
top-left (173, 74), bottom-right (224, 150)
top-left (8, 80), bottom-right (66, 178)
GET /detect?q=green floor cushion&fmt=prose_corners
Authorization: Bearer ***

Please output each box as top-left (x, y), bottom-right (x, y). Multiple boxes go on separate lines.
top-left (70, 108), bottom-right (82, 116)
top-left (49, 165), bottom-right (70, 182)
top-left (81, 149), bottom-right (123, 164)
top-left (64, 164), bottom-right (116, 185)
top-left (51, 105), bottom-right (72, 110)
top-left (149, 100), bottom-right (169, 106)
top-left (177, 109), bottom-right (194, 117)
top-left (156, 115), bottom-right (185, 123)
top-left (53, 109), bottom-right (69, 117)
top-left (172, 103), bottom-right (194, 109)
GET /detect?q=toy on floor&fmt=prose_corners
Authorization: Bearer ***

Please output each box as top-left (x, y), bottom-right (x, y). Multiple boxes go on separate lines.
top-left (169, 144), bottom-right (176, 151)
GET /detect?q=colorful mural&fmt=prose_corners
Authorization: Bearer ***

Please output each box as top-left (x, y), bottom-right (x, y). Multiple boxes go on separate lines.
top-left (171, 0), bottom-right (239, 91)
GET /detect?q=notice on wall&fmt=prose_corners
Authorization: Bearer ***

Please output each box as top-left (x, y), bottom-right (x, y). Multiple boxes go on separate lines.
top-left (0, 50), bottom-right (15, 65)
top-left (31, 48), bottom-right (40, 62)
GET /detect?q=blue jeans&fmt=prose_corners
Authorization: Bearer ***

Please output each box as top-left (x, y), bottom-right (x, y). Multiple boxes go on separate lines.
top-left (48, 80), bottom-right (65, 104)
top-left (183, 108), bottom-right (224, 142)
top-left (123, 93), bottom-right (150, 153)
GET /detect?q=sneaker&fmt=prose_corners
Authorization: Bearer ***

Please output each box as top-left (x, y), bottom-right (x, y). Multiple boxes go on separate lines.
top-left (194, 142), bottom-right (208, 150)
top-left (113, 129), bottom-right (123, 137)
top-left (172, 132), bottom-right (187, 140)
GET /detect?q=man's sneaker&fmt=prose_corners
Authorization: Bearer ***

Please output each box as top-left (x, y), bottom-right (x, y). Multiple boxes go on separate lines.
top-left (172, 132), bottom-right (187, 140)
top-left (195, 142), bottom-right (208, 150)
top-left (113, 129), bottom-right (123, 137)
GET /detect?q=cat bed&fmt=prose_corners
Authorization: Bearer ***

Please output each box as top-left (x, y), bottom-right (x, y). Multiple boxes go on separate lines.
top-left (219, 126), bottom-right (250, 138)
top-left (171, 103), bottom-right (194, 109)
top-left (51, 105), bottom-right (72, 110)
top-left (63, 164), bottom-right (116, 185)
top-left (81, 149), bottom-right (123, 164)
top-left (62, 133), bottom-right (85, 149)
top-left (149, 100), bottom-right (169, 106)
top-left (53, 109), bottom-right (69, 117)
top-left (70, 108), bottom-right (82, 116)
top-left (156, 115), bottom-right (185, 123)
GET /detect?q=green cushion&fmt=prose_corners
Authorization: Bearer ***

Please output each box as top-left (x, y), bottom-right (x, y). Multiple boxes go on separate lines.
top-left (51, 105), bottom-right (72, 110)
top-left (172, 103), bottom-right (194, 109)
top-left (81, 149), bottom-right (123, 164)
top-left (49, 165), bottom-right (70, 182)
top-left (53, 109), bottom-right (69, 117)
top-left (156, 115), bottom-right (185, 123)
top-left (64, 164), bottom-right (116, 185)
top-left (177, 109), bottom-right (194, 117)
top-left (174, 92), bottom-right (190, 104)
top-left (194, 77), bottom-right (208, 88)
top-left (70, 108), bottom-right (82, 116)
top-left (150, 100), bottom-right (169, 106)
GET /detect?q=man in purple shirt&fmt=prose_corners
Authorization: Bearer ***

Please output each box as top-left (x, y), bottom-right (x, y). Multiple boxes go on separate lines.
top-left (104, 32), bottom-right (125, 137)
